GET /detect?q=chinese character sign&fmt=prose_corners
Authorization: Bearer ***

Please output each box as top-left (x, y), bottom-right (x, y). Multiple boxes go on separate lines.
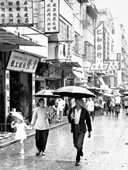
top-left (90, 63), bottom-right (108, 71)
top-left (95, 23), bottom-right (104, 64)
top-left (117, 53), bottom-right (121, 70)
top-left (0, 0), bottom-right (33, 26)
top-left (65, 43), bottom-right (73, 62)
top-left (7, 51), bottom-right (39, 73)
top-left (44, 0), bottom-right (59, 33)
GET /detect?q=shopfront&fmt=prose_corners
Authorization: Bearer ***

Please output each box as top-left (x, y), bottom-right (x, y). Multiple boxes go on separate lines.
top-left (5, 50), bottom-right (39, 122)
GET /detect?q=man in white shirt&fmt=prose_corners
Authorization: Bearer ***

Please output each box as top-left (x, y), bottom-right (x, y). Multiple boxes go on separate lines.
top-left (68, 97), bottom-right (92, 166)
top-left (56, 98), bottom-right (65, 122)
top-left (86, 98), bottom-right (95, 121)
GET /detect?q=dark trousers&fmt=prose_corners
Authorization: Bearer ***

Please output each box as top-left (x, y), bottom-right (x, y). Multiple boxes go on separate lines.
top-left (73, 127), bottom-right (85, 162)
top-left (35, 129), bottom-right (49, 152)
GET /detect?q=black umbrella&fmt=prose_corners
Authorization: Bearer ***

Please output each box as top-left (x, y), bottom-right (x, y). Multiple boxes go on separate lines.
top-left (53, 86), bottom-right (95, 98)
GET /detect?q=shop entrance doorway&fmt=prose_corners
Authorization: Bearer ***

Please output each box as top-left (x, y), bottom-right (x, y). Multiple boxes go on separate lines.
top-left (10, 71), bottom-right (32, 122)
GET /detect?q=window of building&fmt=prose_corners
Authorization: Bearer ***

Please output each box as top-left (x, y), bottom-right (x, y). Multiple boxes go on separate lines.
top-left (84, 41), bottom-right (94, 62)
top-left (86, 14), bottom-right (94, 33)
top-left (59, 20), bottom-right (69, 40)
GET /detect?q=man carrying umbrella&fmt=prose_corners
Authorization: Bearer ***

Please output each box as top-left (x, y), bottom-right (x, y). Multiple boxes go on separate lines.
top-left (68, 97), bottom-right (92, 166)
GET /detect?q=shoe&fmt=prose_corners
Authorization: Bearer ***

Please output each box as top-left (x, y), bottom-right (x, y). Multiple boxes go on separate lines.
top-left (36, 150), bottom-right (41, 156)
top-left (75, 161), bottom-right (80, 166)
top-left (42, 151), bottom-right (46, 156)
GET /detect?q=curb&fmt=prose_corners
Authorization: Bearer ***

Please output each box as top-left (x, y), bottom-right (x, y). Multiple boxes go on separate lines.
top-left (0, 121), bottom-right (68, 149)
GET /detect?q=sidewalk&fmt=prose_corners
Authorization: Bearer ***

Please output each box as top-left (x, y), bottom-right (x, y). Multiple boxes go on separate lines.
top-left (0, 116), bottom-right (68, 149)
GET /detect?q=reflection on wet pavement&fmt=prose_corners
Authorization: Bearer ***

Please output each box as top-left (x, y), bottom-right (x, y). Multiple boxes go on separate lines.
top-left (1, 112), bottom-right (128, 169)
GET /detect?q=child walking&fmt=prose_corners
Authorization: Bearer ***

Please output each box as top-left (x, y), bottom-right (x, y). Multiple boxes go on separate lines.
top-left (11, 114), bottom-right (32, 155)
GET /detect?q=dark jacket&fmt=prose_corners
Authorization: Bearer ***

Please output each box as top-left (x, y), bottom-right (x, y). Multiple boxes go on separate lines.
top-left (68, 106), bottom-right (92, 133)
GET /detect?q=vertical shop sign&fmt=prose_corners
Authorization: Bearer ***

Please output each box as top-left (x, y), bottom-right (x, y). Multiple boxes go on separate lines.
top-left (90, 23), bottom-right (108, 71)
top-left (0, 0), bottom-right (33, 26)
top-left (5, 70), bottom-right (10, 121)
top-left (65, 43), bottom-right (72, 62)
top-left (95, 23), bottom-right (104, 64)
top-left (32, 73), bottom-right (35, 113)
top-left (44, 0), bottom-right (59, 33)
top-left (117, 53), bottom-right (121, 70)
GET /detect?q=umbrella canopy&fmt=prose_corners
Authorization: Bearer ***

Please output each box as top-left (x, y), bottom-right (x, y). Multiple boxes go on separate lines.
top-left (10, 112), bottom-right (24, 121)
top-left (123, 91), bottom-right (128, 96)
top-left (53, 86), bottom-right (95, 98)
top-left (103, 93), bottom-right (114, 97)
top-left (34, 89), bottom-right (59, 98)
top-left (123, 96), bottom-right (128, 101)
top-left (110, 86), bottom-right (124, 90)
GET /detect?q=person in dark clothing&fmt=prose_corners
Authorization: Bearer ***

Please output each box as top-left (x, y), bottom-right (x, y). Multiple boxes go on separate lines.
top-left (68, 97), bottom-right (92, 166)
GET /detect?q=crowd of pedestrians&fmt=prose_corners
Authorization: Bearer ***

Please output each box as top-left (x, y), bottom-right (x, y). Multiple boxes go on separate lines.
top-left (11, 90), bottom-right (127, 166)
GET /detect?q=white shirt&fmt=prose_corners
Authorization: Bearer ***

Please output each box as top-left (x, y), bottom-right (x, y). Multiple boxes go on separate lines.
top-left (31, 106), bottom-right (49, 130)
top-left (58, 99), bottom-right (65, 111)
top-left (115, 96), bottom-right (121, 104)
top-left (86, 100), bottom-right (94, 112)
top-left (74, 108), bottom-right (81, 124)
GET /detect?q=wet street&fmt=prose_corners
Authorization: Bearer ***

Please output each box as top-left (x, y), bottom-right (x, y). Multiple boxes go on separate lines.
top-left (1, 111), bottom-right (128, 170)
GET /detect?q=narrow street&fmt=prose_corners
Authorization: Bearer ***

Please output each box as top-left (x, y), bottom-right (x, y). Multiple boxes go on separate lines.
top-left (1, 111), bottom-right (128, 170)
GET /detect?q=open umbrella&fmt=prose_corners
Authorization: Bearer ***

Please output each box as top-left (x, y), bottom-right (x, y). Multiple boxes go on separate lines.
top-left (10, 112), bottom-right (24, 121)
top-left (34, 89), bottom-right (59, 98)
top-left (53, 86), bottom-right (95, 98)
top-left (103, 93), bottom-right (114, 97)
top-left (123, 96), bottom-right (128, 101)
top-left (123, 91), bottom-right (128, 96)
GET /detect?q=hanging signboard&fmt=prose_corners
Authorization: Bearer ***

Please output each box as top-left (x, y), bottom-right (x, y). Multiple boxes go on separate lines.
top-left (7, 51), bottom-right (39, 73)
top-left (44, 0), bottom-right (59, 33)
top-left (117, 53), bottom-right (121, 70)
top-left (95, 23), bottom-right (104, 64)
top-left (106, 60), bottom-right (119, 70)
top-left (90, 63), bottom-right (109, 71)
top-left (0, 0), bottom-right (33, 27)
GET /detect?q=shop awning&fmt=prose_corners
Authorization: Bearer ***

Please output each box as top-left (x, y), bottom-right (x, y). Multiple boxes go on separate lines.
top-left (45, 59), bottom-right (81, 68)
top-left (13, 49), bottom-right (47, 59)
top-left (0, 27), bottom-right (43, 47)
top-left (73, 70), bottom-right (84, 79)
top-left (61, 61), bottom-right (81, 67)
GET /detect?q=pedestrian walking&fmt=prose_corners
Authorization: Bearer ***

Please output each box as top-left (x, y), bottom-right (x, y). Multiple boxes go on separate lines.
top-left (31, 98), bottom-right (50, 156)
top-left (11, 114), bottom-right (32, 155)
top-left (86, 98), bottom-right (95, 121)
top-left (56, 98), bottom-right (65, 122)
top-left (68, 97), bottom-right (92, 166)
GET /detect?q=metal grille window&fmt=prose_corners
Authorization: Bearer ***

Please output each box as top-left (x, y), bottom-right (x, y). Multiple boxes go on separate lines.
top-left (59, 20), bottom-right (69, 41)
top-left (84, 41), bottom-right (94, 62)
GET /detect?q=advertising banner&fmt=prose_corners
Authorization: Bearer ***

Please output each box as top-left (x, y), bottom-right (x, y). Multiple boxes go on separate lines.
top-left (44, 0), bottom-right (59, 33)
top-left (95, 23), bottom-right (104, 63)
top-left (0, 0), bottom-right (33, 26)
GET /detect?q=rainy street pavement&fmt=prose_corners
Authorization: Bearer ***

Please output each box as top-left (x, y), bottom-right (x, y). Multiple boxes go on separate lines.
top-left (1, 111), bottom-right (128, 170)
